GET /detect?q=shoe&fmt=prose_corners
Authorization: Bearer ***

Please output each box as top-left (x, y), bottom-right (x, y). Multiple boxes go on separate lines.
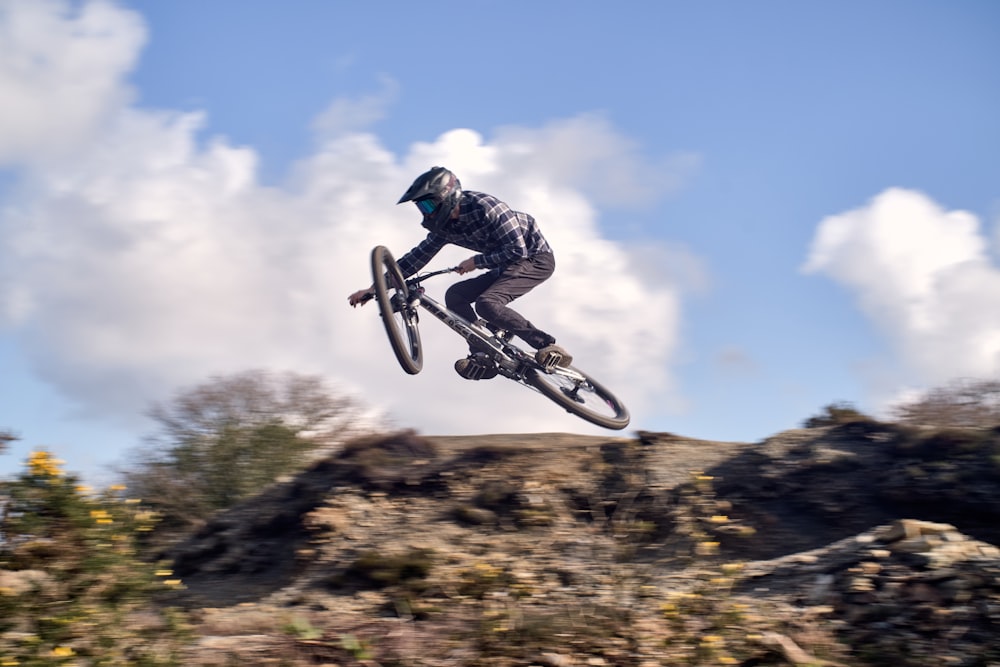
top-left (535, 344), bottom-right (573, 369)
top-left (455, 353), bottom-right (498, 380)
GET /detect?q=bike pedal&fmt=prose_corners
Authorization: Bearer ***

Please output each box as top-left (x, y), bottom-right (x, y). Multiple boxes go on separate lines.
top-left (535, 345), bottom-right (572, 370)
top-left (456, 354), bottom-right (499, 380)
top-left (540, 353), bottom-right (562, 370)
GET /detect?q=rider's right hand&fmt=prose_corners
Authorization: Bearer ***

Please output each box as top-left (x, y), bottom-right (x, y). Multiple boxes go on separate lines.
top-left (348, 287), bottom-right (374, 307)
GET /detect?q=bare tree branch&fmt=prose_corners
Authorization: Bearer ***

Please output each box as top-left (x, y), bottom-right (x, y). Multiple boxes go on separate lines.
top-left (891, 378), bottom-right (1000, 428)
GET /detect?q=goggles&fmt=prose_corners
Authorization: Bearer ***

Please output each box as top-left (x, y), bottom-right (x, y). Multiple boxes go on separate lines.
top-left (415, 198), bottom-right (438, 215)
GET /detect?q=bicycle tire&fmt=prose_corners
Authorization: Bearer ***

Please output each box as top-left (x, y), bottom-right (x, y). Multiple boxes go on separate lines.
top-left (527, 365), bottom-right (630, 430)
top-left (371, 245), bottom-right (422, 374)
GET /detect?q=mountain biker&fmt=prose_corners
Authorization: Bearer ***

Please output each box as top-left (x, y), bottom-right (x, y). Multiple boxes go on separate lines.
top-left (348, 166), bottom-right (572, 380)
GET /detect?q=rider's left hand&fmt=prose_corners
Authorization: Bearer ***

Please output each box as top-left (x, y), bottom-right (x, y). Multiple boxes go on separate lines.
top-left (456, 257), bottom-right (477, 275)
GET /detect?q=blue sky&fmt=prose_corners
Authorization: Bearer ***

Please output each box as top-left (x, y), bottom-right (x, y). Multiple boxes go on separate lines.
top-left (1, 0), bottom-right (998, 483)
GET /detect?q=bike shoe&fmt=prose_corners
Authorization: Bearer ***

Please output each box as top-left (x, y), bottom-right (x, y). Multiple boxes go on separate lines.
top-left (455, 353), bottom-right (499, 380)
top-left (535, 344), bottom-right (573, 369)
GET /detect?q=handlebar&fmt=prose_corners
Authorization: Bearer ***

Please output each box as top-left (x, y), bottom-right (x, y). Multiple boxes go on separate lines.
top-left (359, 265), bottom-right (459, 305)
top-left (412, 266), bottom-right (459, 282)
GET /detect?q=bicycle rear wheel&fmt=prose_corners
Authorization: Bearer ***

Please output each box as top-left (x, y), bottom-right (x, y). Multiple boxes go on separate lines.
top-left (528, 365), bottom-right (630, 430)
top-left (371, 245), bottom-right (422, 374)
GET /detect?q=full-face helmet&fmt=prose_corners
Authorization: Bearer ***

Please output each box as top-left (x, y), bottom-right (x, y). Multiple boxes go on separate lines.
top-left (397, 167), bottom-right (462, 233)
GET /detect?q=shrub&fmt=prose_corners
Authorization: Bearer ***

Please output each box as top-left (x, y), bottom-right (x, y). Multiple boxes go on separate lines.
top-left (0, 429), bottom-right (16, 455)
top-left (1, 450), bottom-right (190, 664)
top-left (803, 402), bottom-right (875, 428)
top-left (340, 548), bottom-right (435, 589)
top-left (892, 378), bottom-right (1000, 428)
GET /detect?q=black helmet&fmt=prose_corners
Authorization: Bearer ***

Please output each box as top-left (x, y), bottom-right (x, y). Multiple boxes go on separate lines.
top-left (397, 166), bottom-right (462, 233)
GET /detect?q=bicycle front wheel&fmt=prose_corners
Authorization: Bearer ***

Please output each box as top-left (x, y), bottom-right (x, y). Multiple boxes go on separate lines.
top-left (371, 245), bottom-right (422, 374)
top-left (528, 365), bottom-right (630, 430)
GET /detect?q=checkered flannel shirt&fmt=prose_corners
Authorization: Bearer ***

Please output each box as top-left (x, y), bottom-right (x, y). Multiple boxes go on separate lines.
top-left (396, 190), bottom-right (553, 277)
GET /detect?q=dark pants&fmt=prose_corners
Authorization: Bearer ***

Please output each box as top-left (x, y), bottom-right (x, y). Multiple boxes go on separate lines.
top-left (446, 252), bottom-right (556, 350)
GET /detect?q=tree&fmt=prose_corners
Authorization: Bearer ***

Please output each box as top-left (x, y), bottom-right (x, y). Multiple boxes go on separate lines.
top-left (122, 370), bottom-right (372, 536)
top-left (891, 378), bottom-right (1000, 428)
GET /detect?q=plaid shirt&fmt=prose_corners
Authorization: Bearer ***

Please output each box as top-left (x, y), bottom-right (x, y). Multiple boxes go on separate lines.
top-left (396, 190), bottom-right (553, 277)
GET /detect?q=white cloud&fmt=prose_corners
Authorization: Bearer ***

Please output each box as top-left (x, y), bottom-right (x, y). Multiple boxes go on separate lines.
top-left (491, 114), bottom-right (701, 208)
top-left (803, 188), bottom-right (1000, 394)
top-left (994, 212), bottom-right (1000, 258)
top-left (0, 0), bottom-right (697, 435)
top-left (0, 0), bottom-right (145, 165)
top-left (310, 75), bottom-right (399, 141)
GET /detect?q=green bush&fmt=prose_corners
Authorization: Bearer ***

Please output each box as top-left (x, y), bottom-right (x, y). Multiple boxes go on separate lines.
top-left (803, 402), bottom-right (875, 428)
top-left (1, 450), bottom-right (190, 665)
top-left (340, 548), bottom-right (435, 589)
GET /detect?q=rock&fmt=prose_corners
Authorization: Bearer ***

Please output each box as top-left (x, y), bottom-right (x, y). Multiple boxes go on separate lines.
top-left (877, 519), bottom-right (956, 543)
top-left (0, 569), bottom-right (51, 595)
top-left (539, 652), bottom-right (574, 667)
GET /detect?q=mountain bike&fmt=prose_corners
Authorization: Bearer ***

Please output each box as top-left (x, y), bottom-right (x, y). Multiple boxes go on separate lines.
top-left (363, 245), bottom-right (630, 430)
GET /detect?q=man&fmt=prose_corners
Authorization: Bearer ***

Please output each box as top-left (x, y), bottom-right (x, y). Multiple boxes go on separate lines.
top-left (349, 166), bottom-right (571, 380)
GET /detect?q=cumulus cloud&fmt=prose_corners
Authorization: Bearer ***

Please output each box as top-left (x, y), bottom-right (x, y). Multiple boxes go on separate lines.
top-left (0, 0), bottom-right (697, 435)
top-left (491, 114), bottom-right (702, 208)
top-left (995, 215), bottom-right (1000, 258)
top-left (0, 0), bottom-right (145, 165)
top-left (803, 188), bottom-right (1000, 397)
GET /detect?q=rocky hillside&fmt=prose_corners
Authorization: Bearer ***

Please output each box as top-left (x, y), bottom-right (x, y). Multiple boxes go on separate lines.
top-left (160, 422), bottom-right (1000, 666)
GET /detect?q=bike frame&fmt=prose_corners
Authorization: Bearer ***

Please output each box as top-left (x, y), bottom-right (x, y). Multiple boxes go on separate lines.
top-left (368, 244), bottom-right (629, 429)
top-left (401, 269), bottom-right (587, 385)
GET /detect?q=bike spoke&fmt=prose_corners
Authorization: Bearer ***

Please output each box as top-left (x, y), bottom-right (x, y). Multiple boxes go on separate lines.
top-left (527, 365), bottom-right (629, 429)
top-left (366, 245), bottom-right (627, 428)
top-left (371, 246), bottom-right (423, 374)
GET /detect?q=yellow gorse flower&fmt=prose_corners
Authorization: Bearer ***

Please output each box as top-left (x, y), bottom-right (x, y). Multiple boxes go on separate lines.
top-left (89, 510), bottom-right (113, 525)
top-left (473, 562), bottom-right (501, 577)
top-left (696, 541), bottom-right (720, 556)
top-left (28, 450), bottom-right (64, 478)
